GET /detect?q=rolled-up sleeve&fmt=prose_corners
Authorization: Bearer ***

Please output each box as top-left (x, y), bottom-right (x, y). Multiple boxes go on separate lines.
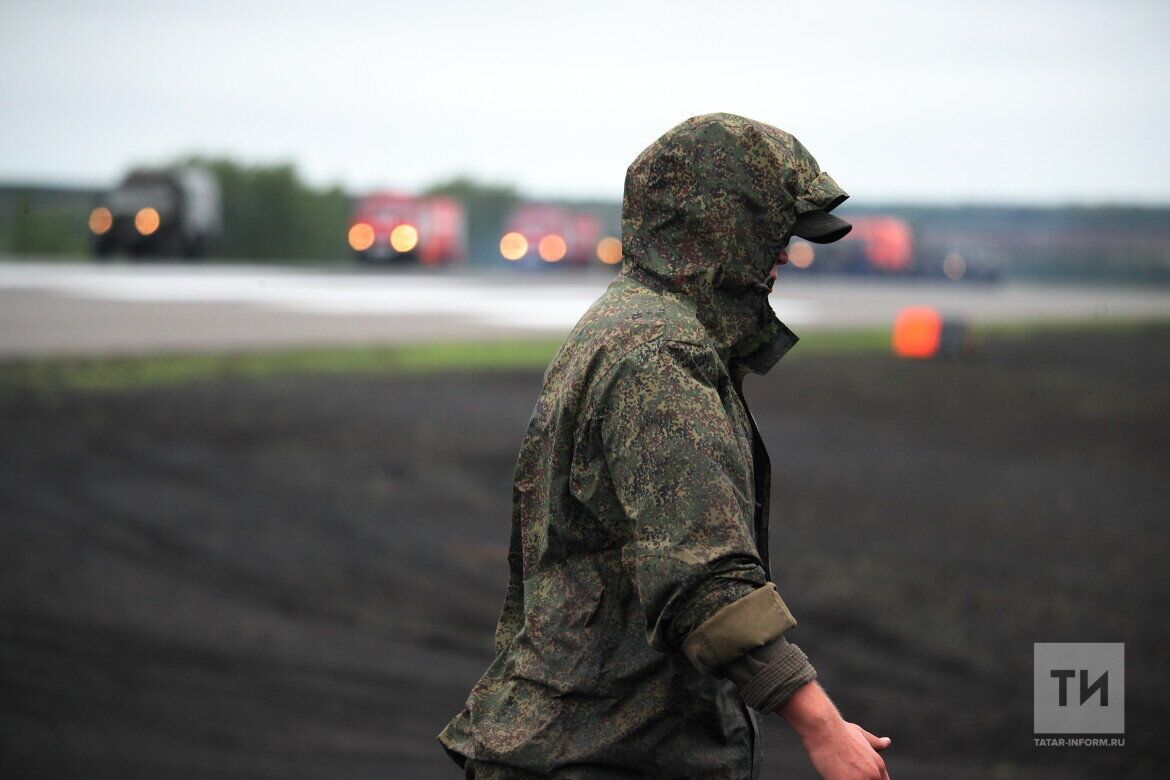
top-left (680, 582), bottom-right (794, 673)
top-left (595, 339), bottom-right (797, 665)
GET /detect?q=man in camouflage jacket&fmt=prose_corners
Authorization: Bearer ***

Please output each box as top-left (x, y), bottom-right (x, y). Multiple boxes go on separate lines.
top-left (440, 114), bottom-right (891, 779)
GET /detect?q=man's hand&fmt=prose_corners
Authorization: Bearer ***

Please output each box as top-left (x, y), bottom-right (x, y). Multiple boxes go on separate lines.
top-left (777, 682), bottom-right (891, 779)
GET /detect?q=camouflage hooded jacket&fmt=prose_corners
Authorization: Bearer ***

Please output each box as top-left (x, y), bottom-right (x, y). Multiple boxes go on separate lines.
top-left (440, 114), bottom-right (850, 778)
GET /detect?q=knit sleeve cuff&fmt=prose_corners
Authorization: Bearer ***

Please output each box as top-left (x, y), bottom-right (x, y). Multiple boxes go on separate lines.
top-left (725, 637), bottom-right (817, 712)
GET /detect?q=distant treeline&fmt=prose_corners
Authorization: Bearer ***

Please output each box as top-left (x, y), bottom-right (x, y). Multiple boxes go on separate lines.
top-left (1, 160), bottom-right (1168, 282)
top-left (0, 185), bottom-right (95, 256)
top-left (200, 159), bottom-right (350, 261)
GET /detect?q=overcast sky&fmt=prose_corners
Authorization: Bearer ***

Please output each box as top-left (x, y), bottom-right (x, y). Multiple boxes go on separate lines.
top-left (2, 0), bottom-right (1168, 204)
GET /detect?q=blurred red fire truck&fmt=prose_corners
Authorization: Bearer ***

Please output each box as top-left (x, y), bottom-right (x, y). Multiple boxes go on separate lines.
top-left (347, 192), bottom-right (467, 265)
top-left (498, 203), bottom-right (608, 267)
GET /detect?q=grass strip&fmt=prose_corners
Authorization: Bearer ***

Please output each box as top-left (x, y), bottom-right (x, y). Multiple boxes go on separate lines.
top-left (0, 340), bottom-right (565, 394)
top-left (2, 319), bottom-right (1164, 395)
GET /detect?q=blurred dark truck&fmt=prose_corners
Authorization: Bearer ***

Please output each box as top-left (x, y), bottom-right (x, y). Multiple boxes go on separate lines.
top-left (88, 167), bottom-right (222, 258)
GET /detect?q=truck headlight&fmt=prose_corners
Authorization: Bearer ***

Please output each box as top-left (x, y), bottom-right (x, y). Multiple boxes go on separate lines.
top-left (89, 207), bottom-right (113, 235)
top-left (135, 207), bottom-right (160, 236)
top-left (499, 232), bottom-right (528, 261)
top-left (538, 234), bottom-right (566, 263)
top-left (390, 224), bottom-right (419, 253)
top-left (348, 223), bottom-right (375, 251)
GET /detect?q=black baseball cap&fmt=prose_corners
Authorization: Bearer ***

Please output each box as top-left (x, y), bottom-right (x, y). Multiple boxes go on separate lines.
top-left (791, 207), bottom-right (852, 244)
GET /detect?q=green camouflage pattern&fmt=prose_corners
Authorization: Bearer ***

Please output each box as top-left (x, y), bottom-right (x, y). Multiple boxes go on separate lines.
top-left (439, 114), bottom-right (848, 777)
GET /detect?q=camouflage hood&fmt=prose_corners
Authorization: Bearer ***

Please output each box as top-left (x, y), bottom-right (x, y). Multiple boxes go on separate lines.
top-left (620, 113), bottom-right (849, 375)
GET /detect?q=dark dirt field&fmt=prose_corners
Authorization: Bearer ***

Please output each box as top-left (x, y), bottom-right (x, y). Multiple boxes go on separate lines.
top-left (2, 325), bottom-right (1168, 778)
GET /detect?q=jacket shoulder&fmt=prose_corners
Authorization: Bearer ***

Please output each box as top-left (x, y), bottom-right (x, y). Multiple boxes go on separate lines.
top-left (571, 275), bottom-right (710, 358)
top-left (547, 277), bottom-right (723, 407)
top-left (537, 275), bottom-right (721, 424)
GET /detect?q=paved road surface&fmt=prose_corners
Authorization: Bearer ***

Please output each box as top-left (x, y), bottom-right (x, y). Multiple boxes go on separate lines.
top-left (3, 258), bottom-right (1169, 356)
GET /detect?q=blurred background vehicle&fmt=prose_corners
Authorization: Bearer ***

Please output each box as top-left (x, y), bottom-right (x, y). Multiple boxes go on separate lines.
top-left (794, 215), bottom-right (916, 276)
top-left (785, 215), bottom-right (1000, 281)
top-left (347, 192), bottom-right (466, 266)
top-left (88, 166), bottom-right (221, 259)
top-left (498, 202), bottom-right (602, 267)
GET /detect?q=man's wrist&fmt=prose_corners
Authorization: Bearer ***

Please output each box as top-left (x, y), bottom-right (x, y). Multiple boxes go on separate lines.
top-left (776, 681), bottom-right (844, 740)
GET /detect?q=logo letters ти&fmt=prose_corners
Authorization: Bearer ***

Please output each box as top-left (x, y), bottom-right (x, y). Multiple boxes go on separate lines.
top-left (1051, 669), bottom-right (1108, 707)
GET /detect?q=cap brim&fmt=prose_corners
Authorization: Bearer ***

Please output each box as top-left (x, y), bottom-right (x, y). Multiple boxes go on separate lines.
top-left (791, 209), bottom-right (852, 244)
